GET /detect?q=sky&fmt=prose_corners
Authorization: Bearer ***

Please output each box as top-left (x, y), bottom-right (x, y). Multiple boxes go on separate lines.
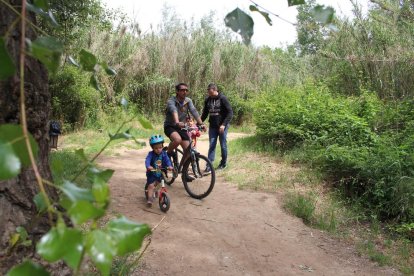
top-left (101, 0), bottom-right (368, 48)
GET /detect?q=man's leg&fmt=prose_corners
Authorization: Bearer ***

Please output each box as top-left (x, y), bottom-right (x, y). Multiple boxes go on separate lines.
top-left (208, 127), bottom-right (219, 163)
top-left (218, 125), bottom-right (229, 168)
top-left (167, 131), bottom-right (182, 155)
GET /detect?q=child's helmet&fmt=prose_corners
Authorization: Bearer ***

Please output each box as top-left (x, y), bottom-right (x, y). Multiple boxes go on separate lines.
top-left (149, 134), bottom-right (164, 146)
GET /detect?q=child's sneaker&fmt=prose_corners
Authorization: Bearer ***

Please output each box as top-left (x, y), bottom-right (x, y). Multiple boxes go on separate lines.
top-left (146, 198), bottom-right (153, 207)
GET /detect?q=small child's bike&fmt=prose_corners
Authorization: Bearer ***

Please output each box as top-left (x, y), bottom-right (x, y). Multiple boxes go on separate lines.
top-left (145, 168), bottom-right (170, 212)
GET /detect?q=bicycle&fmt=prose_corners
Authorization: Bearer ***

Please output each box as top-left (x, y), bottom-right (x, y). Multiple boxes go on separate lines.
top-left (145, 165), bottom-right (171, 212)
top-left (163, 124), bottom-right (215, 199)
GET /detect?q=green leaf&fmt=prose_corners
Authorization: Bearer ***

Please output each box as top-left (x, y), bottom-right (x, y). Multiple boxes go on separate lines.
top-left (106, 216), bottom-right (151, 256)
top-left (51, 158), bottom-right (63, 176)
top-left (0, 124), bottom-right (38, 166)
top-left (75, 148), bottom-right (88, 162)
top-left (249, 5), bottom-right (272, 26)
top-left (310, 5), bottom-right (335, 24)
top-left (67, 56), bottom-right (79, 67)
top-left (16, 226), bottom-right (28, 241)
top-left (87, 167), bottom-right (114, 183)
top-left (27, 37), bottom-right (63, 73)
top-left (90, 74), bottom-right (101, 91)
top-left (47, 11), bottom-right (58, 27)
top-left (138, 116), bottom-right (153, 129)
top-left (224, 8), bottom-right (254, 45)
top-left (0, 37), bottom-right (15, 79)
top-left (36, 225), bottom-right (83, 269)
top-left (59, 180), bottom-right (94, 203)
top-left (34, 0), bottom-right (49, 11)
top-left (79, 49), bottom-right (97, 71)
top-left (6, 261), bottom-right (49, 276)
top-left (101, 62), bottom-right (117, 75)
top-left (68, 200), bottom-right (104, 225)
top-left (86, 230), bottom-right (116, 276)
top-left (109, 132), bottom-right (132, 141)
top-left (0, 140), bottom-right (21, 180)
top-left (34, 193), bottom-right (48, 213)
top-left (287, 0), bottom-right (305, 6)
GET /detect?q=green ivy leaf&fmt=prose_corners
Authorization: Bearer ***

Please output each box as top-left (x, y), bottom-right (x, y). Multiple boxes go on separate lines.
top-left (249, 5), bottom-right (272, 26)
top-left (0, 140), bottom-right (21, 180)
top-left (79, 49), bottom-right (97, 71)
top-left (310, 5), bottom-right (335, 24)
top-left (0, 124), bottom-right (38, 166)
top-left (90, 74), bottom-right (101, 91)
top-left (67, 56), bottom-right (79, 67)
top-left (36, 225), bottom-right (83, 269)
top-left (34, 193), bottom-right (48, 214)
top-left (86, 230), bottom-right (116, 276)
top-left (224, 8), bottom-right (254, 45)
top-left (287, 0), bottom-right (305, 6)
top-left (27, 37), bottom-right (63, 73)
top-left (6, 261), bottom-right (49, 276)
top-left (0, 37), bottom-right (15, 79)
top-left (106, 216), bottom-right (151, 256)
top-left (59, 180), bottom-right (94, 203)
top-left (138, 116), bottom-right (153, 129)
top-left (68, 200), bottom-right (104, 225)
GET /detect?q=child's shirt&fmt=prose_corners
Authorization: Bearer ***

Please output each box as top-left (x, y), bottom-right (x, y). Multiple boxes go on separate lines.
top-left (145, 151), bottom-right (172, 182)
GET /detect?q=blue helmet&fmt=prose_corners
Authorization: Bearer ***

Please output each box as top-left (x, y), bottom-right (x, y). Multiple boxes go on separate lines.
top-left (149, 134), bottom-right (164, 146)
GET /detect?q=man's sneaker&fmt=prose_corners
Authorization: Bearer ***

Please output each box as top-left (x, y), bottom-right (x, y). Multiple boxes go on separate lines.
top-left (216, 163), bottom-right (227, 170)
top-left (185, 175), bottom-right (196, 182)
top-left (204, 165), bottom-right (212, 175)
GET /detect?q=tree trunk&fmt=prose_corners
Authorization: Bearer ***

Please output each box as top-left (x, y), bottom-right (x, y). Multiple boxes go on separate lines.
top-left (0, 1), bottom-right (56, 273)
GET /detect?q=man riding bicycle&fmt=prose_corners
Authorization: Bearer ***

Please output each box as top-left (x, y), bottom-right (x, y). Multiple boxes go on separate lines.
top-left (164, 82), bottom-right (205, 163)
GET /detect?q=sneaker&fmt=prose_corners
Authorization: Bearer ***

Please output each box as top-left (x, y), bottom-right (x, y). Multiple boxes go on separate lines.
top-left (204, 165), bottom-right (211, 174)
top-left (146, 199), bottom-right (153, 207)
top-left (216, 163), bottom-right (227, 170)
top-left (185, 175), bottom-right (196, 182)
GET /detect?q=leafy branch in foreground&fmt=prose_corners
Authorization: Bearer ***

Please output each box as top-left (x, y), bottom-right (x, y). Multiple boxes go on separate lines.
top-left (1, 0), bottom-right (153, 274)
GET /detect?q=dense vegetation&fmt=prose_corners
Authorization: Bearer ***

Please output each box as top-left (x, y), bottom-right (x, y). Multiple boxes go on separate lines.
top-left (49, 0), bottom-right (413, 231)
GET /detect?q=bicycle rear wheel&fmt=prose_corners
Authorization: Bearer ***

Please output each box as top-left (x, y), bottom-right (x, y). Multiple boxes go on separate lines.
top-left (164, 148), bottom-right (183, 185)
top-left (182, 153), bottom-right (215, 199)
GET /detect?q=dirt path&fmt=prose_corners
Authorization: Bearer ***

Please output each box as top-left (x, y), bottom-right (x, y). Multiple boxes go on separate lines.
top-left (98, 133), bottom-right (399, 276)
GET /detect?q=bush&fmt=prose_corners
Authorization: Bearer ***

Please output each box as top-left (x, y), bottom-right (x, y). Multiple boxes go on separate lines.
top-left (50, 66), bottom-right (101, 130)
top-left (254, 84), bottom-right (414, 221)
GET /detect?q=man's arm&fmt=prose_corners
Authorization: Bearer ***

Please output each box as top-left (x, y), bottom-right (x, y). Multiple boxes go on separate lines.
top-left (222, 96), bottom-right (233, 126)
top-left (200, 98), bottom-right (209, 122)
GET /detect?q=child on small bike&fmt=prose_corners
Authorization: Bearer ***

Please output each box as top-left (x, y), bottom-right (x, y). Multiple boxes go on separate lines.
top-left (145, 134), bottom-right (173, 207)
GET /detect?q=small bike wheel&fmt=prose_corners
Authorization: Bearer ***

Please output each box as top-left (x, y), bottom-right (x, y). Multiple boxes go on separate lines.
top-left (182, 154), bottom-right (215, 199)
top-left (159, 192), bottom-right (170, 212)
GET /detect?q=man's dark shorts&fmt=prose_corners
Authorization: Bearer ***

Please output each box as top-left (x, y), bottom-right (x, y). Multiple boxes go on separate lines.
top-left (164, 125), bottom-right (190, 141)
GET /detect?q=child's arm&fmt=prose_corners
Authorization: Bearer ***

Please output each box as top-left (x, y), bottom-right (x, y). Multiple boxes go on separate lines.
top-left (163, 151), bottom-right (173, 168)
top-left (145, 152), bottom-right (153, 169)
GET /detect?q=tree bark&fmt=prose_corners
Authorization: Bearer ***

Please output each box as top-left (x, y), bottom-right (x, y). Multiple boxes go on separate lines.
top-left (0, 1), bottom-right (56, 273)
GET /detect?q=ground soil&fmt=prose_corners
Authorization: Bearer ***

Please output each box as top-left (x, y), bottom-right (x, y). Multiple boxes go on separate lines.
top-left (97, 133), bottom-right (400, 276)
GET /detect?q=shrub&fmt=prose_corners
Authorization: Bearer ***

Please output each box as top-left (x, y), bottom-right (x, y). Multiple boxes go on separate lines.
top-left (50, 66), bottom-right (101, 130)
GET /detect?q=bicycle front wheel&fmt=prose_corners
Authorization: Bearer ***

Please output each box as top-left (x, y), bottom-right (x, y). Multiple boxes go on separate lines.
top-left (181, 154), bottom-right (215, 199)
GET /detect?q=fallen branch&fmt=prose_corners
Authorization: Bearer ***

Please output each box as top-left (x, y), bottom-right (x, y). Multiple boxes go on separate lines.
top-left (142, 208), bottom-right (162, 215)
top-left (265, 222), bottom-right (282, 232)
top-left (192, 217), bottom-right (221, 223)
